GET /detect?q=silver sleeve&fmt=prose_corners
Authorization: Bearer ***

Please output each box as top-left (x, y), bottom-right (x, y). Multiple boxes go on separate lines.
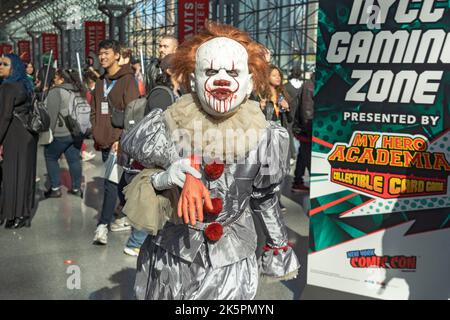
top-left (250, 123), bottom-right (300, 279)
top-left (121, 109), bottom-right (178, 169)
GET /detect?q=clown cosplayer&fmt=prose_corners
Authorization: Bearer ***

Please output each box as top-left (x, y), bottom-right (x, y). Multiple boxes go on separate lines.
top-left (121, 22), bottom-right (300, 300)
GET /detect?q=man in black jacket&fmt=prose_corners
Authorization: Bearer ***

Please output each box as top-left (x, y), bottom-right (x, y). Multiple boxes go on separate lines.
top-left (144, 35), bottom-right (178, 92)
top-left (292, 73), bottom-right (315, 193)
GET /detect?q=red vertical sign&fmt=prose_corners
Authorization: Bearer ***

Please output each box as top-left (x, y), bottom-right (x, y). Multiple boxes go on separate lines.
top-left (0, 43), bottom-right (13, 55)
top-left (178, 0), bottom-right (209, 43)
top-left (85, 21), bottom-right (106, 57)
top-left (18, 40), bottom-right (31, 62)
top-left (42, 33), bottom-right (58, 60)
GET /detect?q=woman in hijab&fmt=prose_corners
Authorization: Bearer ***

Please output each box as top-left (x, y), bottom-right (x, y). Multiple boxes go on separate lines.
top-left (0, 53), bottom-right (38, 228)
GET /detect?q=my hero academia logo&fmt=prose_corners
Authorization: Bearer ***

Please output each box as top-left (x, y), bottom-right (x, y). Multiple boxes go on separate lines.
top-left (347, 249), bottom-right (417, 270)
top-left (327, 131), bottom-right (450, 199)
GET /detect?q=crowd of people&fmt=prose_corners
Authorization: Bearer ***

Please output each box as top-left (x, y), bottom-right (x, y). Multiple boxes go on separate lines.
top-left (0, 22), bottom-right (314, 298)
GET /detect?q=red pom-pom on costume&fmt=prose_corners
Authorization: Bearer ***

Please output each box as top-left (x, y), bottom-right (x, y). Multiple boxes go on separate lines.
top-left (204, 162), bottom-right (225, 180)
top-left (204, 198), bottom-right (223, 216)
top-left (204, 222), bottom-right (223, 241)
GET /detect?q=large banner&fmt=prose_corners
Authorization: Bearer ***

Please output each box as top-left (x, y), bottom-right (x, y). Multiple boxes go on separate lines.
top-left (85, 21), bottom-right (106, 57)
top-left (18, 40), bottom-right (31, 62)
top-left (42, 33), bottom-right (58, 60)
top-left (0, 43), bottom-right (13, 55)
top-left (178, 0), bottom-right (209, 43)
top-left (308, 0), bottom-right (450, 299)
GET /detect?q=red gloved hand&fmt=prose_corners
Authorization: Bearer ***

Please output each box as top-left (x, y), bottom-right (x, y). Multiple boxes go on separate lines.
top-left (177, 155), bottom-right (213, 226)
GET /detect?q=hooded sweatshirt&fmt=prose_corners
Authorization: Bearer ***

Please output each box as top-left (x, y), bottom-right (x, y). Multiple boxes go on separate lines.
top-left (90, 64), bottom-right (140, 148)
top-left (45, 83), bottom-right (79, 138)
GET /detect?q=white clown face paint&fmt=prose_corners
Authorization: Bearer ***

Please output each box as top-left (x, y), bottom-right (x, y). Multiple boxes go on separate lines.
top-left (192, 37), bottom-right (253, 118)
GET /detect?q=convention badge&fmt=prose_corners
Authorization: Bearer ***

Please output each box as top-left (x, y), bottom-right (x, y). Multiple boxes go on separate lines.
top-left (101, 101), bottom-right (109, 115)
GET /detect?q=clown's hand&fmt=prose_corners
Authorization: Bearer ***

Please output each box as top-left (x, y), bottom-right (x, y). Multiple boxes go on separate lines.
top-left (151, 158), bottom-right (202, 190)
top-left (178, 174), bottom-right (213, 226)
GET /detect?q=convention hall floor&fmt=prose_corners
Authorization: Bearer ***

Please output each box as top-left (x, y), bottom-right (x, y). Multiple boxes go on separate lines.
top-left (0, 141), bottom-right (371, 300)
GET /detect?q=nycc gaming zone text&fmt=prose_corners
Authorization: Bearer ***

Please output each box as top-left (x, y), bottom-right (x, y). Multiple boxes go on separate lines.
top-left (327, 0), bottom-right (448, 116)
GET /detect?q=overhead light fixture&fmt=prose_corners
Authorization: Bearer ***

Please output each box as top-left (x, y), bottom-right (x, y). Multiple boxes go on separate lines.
top-left (16, 10), bottom-right (21, 13)
top-left (15, 5), bottom-right (20, 9)
top-left (8, 9), bottom-right (13, 13)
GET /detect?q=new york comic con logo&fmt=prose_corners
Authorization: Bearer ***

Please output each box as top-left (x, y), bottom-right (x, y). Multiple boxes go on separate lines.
top-left (327, 131), bottom-right (450, 199)
top-left (347, 249), bottom-right (417, 270)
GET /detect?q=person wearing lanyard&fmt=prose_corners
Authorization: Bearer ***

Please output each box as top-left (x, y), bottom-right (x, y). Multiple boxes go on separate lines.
top-left (90, 39), bottom-right (140, 245)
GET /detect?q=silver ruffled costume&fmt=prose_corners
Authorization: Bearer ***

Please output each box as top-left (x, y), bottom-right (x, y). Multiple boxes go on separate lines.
top-left (121, 94), bottom-right (300, 300)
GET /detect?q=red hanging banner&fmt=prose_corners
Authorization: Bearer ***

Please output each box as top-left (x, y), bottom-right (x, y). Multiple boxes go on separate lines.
top-left (42, 33), bottom-right (58, 60)
top-left (18, 40), bottom-right (32, 62)
top-left (0, 43), bottom-right (13, 55)
top-left (178, 0), bottom-right (209, 43)
top-left (85, 21), bottom-right (106, 57)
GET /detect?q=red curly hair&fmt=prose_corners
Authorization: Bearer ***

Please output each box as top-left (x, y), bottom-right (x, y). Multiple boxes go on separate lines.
top-left (172, 21), bottom-right (269, 96)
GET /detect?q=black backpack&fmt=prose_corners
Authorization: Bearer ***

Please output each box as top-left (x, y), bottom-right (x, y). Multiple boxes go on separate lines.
top-left (14, 97), bottom-right (51, 135)
top-left (145, 85), bottom-right (176, 114)
top-left (144, 58), bottom-right (161, 92)
top-left (123, 85), bottom-right (176, 131)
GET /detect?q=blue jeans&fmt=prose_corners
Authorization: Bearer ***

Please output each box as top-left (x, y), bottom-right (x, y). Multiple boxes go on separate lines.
top-left (44, 135), bottom-right (82, 190)
top-left (98, 149), bottom-right (118, 226)
top-left (126, 227), bottom-right (148, 249)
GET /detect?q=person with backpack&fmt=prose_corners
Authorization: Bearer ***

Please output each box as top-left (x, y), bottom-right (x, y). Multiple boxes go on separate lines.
top-left (91, 39), bottom-right (139, 245)
top-left (144, 35), bottom-right (178, 92)
top-left (0, 53), bottom-right (38, 229)
top-left (43, 69), bottom-right (88, 199)
top-left (145, 53), bottom-right (179, 114)
top-left (119, 53), bottom-right (179, 257)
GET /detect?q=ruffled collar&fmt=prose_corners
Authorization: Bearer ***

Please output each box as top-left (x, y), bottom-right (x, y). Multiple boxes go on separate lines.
top-left (164, 93), bottom-right (269, 162)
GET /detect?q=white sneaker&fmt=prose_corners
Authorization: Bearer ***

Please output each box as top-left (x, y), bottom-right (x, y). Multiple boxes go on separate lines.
top-left (123, 247), bottom-right (140, 257)
top-left (93, 224), bottom-right (108, 245)
top-left (82, 151), bottom-right (96, 162)
top-left (110, 217), bottom-right (132, 232)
